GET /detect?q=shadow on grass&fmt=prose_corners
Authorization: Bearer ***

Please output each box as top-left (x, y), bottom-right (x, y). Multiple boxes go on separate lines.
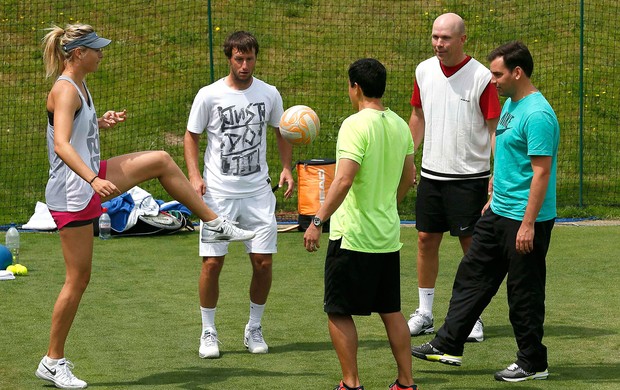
top-left (274, 338), bottom-right (391, 353)
top-left (479, 324), bottom-right (617, 339)
top-left (414, 363), bottom-right (620, 388)
top-left (410, 324), bottom-right (618, 388)
top-left (413, 359), bottom-right (620, 390)
top-left (92, 366), bottom-right (319, 389)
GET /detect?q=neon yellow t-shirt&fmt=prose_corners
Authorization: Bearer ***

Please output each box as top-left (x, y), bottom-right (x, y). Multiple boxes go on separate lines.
top-left (329, 108), bottom-right (414, 253)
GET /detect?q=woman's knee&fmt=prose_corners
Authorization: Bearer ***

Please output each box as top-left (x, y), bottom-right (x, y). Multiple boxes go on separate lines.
top-left (151, 150), bottom-right (175, 170)
top-left (65, 272), bottom-right (91, 294)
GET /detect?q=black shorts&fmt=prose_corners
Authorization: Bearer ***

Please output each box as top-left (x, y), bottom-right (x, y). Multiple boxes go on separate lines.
top-left (415, 177), bottom-right (489, 236)
top-left (323, 239), bottom-right (401, 316)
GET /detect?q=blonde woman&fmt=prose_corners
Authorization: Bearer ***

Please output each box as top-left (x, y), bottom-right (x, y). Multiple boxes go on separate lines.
top-left (37, 24), bottom-right (254, 389)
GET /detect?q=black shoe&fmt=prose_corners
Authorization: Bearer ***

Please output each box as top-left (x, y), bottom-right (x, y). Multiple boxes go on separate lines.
top-left (411, 342), bottom-right (462, 366)
top-left (494, 363), bottom-right (549, 382)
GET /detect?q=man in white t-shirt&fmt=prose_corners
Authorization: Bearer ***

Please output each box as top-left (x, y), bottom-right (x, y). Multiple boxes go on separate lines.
top-left (184, 31), bottom-right (294, 359)
top-left (406, 13), bottom-right (501, 342)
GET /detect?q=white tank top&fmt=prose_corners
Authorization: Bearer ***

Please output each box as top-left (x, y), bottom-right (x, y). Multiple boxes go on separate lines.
top-left (45, 76), bottom-right (100, 212)
top-left (416, 57), bottom-right (492, 180)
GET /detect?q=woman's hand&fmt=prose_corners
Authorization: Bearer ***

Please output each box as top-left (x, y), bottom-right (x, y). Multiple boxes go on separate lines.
top-left (99, 109), bottom-right (127, 129)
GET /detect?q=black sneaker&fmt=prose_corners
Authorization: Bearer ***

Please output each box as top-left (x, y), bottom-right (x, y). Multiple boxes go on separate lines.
top-left (494, 362), bottom-right (549, 382)
top-left (411, 342), bottom-right (462, 366)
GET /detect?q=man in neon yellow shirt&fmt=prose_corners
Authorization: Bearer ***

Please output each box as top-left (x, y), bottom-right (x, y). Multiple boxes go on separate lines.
top-left (303, 58), bottom-right (417, 390)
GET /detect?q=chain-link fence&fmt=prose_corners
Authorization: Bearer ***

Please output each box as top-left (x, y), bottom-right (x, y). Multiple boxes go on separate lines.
top-left (1, 1), bottom-right (618, 225)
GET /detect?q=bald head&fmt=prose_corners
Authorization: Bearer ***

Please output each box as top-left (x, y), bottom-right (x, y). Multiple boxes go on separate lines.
top-left (433, 13), bottom-right (466, 36)
top-left (431, 12), bottom-right (467, 66)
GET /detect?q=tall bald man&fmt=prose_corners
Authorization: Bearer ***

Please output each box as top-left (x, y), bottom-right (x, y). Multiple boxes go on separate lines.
top-left (407, 13), bottom-right (501, 341)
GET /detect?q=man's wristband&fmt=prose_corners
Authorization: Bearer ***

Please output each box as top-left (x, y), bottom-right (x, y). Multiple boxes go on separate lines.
top-left (89, 176), bottom-right (98, 185)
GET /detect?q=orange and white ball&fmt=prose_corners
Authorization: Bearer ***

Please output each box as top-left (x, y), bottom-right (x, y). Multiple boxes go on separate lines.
top-left (279, 105), bottom-right (320, 145)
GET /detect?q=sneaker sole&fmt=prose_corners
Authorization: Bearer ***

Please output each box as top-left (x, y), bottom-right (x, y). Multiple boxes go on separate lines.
top-left (409, 326), bottom-right (435, 337)
top-left (36, 369), bottom-right (87, 389)
top-left (199, 352), bottom-right (220, 359)
top-left (412, 351), bottom-right (462, 366)
top-left (247, 347), bottom-right (268, 354)
top-left (245, 342), bottom-right (269, 354)
top-left (201, 235), bottom-right (255, 243)
top-left (244, 337), bottom-right (268, 354)
top-left (466, 335), bottom-right (484, 342)
top-left (35, 369), bottom-right (54, 383)
top-left (495, 371), bottom-right (549, 382)
top-left (198, 346), bottom-right (220, 359)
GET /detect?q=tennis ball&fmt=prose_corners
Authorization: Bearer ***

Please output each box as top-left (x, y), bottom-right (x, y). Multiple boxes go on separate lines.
top-left (13, 264), bottom-right (27, 276)
top-left (6, 265), bottom-right (17, 274)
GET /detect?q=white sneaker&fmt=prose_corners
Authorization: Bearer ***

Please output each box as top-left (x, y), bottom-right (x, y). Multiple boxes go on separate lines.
top-left (408, 309), bottom-right (434, 336)
top-left (201, 219), bottom-right (255, 243)
top-left (199, 329), bottom-right (221, 359)
top-left (467, 317), bottom-right (484, 342)
top-left (35, 357), bottom-right (87, 389)
top-left (244, 325), bottom-right (268, 354)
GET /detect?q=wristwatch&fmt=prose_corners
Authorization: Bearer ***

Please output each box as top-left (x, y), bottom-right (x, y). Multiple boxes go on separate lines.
top-left (312, 216), bottom-right (323, 228)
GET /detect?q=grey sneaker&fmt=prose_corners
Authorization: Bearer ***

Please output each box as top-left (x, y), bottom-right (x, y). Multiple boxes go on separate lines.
top-left (199, 329), bottom-right (220, 359)
top-left (35, 357), bottom-right (87, 389)
top-left (201, 219), bottom-right (255, 243)
top-left (494, 362), bottom-right (549, 382)
top-left (411, 342), bottom-right (462, 366)
top-left (244, 325), bottom-right (268, 354)
top-left (407, 309), bottom-right (434, 336)
top-left (466, 317), bottom-right (484, 342)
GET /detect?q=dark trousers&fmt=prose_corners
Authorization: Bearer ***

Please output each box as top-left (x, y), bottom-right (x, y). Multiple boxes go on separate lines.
top-left (431, 209), bottom-right (554, 372)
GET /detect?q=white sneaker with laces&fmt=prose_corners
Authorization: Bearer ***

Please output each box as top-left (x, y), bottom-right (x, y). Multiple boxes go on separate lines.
top-left (244, 324), bottom-right (268, 354)
top-left (201, 219), bottom-right (255, 243)
top-left (467, 317), bottom-right (484, 342)
top-left (35, 357), bottom-right (87, 389)
top-left (199, 329), bottom-right (221, 359)
top-left (407, 309), bottom-right (434, 336)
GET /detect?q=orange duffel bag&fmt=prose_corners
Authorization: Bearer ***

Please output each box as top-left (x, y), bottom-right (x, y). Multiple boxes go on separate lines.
top-left (296, 158), bottom-right (335, 232)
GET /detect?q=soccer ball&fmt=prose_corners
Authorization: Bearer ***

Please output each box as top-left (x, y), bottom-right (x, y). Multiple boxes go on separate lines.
top-left (279, 105), bottom-right (320, 145)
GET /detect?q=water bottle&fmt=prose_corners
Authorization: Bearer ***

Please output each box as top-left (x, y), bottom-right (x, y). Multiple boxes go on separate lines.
top-left (5, 223), bottom-right (20, 264)
top-left (99, 208), bottom-right (111, 240)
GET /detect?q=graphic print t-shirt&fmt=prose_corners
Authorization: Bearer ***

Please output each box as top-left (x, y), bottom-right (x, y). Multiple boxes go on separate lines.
top-left (187, 77), bottom-right (284, 198)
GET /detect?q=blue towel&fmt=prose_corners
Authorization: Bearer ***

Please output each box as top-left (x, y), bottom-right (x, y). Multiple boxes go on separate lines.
top-left (102, 193), bottom-right (135, 232)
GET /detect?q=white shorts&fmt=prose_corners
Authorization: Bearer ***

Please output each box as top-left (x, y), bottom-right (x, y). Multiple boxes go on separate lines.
top-left (198, 191), bottom-right (277, 257)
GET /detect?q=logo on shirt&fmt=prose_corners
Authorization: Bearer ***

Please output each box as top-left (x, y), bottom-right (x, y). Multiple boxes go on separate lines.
top-left (217, 102), bottom-right (267, 176)
top-left (87, 112), bottom-right (100, 171)
top-left (496, 112), bottom-right (514, 136)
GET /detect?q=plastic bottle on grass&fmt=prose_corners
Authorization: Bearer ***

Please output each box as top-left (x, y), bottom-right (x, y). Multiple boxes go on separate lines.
top-left (5, 223), bottom-right (20, 264)
top-left (99, 208), bottom-right (111, 240)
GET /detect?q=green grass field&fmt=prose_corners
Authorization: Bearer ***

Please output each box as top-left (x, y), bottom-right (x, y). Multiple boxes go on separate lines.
top-left (0, 225), bottom-right (618, 389)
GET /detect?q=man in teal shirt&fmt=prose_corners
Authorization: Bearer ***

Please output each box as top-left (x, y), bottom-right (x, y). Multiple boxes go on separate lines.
top-left (303, 58), bottom-right (417, 390)
top-left (411, 41), bottom-right (559, 383)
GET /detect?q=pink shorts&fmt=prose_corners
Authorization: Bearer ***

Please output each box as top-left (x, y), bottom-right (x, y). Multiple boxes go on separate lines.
top-left (50, 160), bottom-right (107, 230)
